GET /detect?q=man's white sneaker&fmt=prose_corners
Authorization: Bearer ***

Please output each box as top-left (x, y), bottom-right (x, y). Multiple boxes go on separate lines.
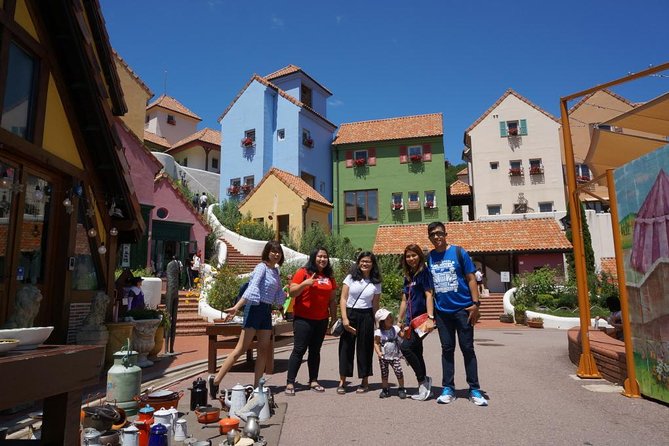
top-left (436, 386), bottom-right (456, 404)
top-left (469, 389), bottom-right (488, 406)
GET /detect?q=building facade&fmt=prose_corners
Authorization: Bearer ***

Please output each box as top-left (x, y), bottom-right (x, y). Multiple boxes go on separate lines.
top-left (464, 89), bottom-right (566, 218)
top-left (218, 66), bottom-right (337, 207)
top-left (332, 113), bottom-right (447, 250)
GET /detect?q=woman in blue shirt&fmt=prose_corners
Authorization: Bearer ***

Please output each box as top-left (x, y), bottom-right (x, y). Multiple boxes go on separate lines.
top-left (398, 244), bottom-right (435, 401)
top-left (209, 241), bottom-right (286, 396)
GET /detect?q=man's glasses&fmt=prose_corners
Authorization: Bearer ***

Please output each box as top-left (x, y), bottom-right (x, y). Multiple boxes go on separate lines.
top-left (429, 231), bottom-right (446, 238)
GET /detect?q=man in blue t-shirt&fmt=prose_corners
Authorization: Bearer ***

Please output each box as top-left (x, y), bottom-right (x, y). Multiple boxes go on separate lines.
top-left (426, 221), bottom-right (488, 406)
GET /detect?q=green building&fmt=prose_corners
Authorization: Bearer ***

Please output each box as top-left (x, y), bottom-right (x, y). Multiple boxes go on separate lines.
top-left (332, 113), bottom-right (448, 249)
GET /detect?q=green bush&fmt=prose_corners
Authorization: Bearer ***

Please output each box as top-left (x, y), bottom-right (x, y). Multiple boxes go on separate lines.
top-left (237, 216), bottom-right (275, 241)
top-left (536, 293), bottom-right (557, 309)
top-left (207, 264), bottom-right (245, 312)
top-left (376, 254), bottom-right (403, 315)
top-left (212, 200), bottom-right (242, 230)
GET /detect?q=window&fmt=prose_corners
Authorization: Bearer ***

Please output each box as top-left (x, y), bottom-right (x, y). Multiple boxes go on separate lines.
top-left (407, 191), bottom-right (420, 210)
top-left (424, 190), bottom-right (436, 209)
top-left (241, 176), bottom-right (254, 193)
top-left (228, 178), bottom-right (241, 196)
top-left (1, 42), bottom-right (38, 140)
top-left (539, 202), bottom-right (554, 213)
top-left (156, 207), bottom-right (169, 219)
top-left (487, 205), bottom-right (501, 215)
top-left (354, 150), bottom-right (368, 167)
top-left (302, 129), bottom-right (313, 148)
top-left (499, 119), bottom-right (527, 137)
top-left (509, 160), bottom-right (523, 176)
top-left (490, 162), bottom-right (499, 170)
top-left (575, 164), bottom-right (591, 182)
top-left (277, 128), bottom-right (285, 140)
top-left (231, 178), bottom-right (241, 187)
top-left (391, 193), bottom-right (403, 211)
top-left (167, 114), bottom-right (176, 125)
top-left (529, 158), bottom-right (543, 175)
top-left (344, 190), bottom-right (378, 223)
top-left (242, 129), bottom-right (256, 148)
top-left (211, 158), bottom-right (219, 170)
top-left (301, 171), bottom-right (315, 188)
top-left (408, 145), bottom-right (423, 162)
top-left (301, 84), bottom-right (313, 108)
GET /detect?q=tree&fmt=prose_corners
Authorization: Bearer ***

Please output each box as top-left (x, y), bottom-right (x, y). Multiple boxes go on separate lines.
top-left (445, 162), bottom-right (467, 222)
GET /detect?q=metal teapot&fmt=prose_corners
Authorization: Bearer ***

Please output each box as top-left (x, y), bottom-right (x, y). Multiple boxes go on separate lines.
top-left (252, 385), bottom-right (272, 421)
top-left (189, 377), bottom-right (208, 411)
top-left (221, 383), bottom-right (253, 419)
top-left (242, 413), bottom-right (260, 440)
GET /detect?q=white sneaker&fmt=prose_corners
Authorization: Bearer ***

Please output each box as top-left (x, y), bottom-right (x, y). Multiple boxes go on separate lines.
top-left (411, 378), bottom-right (432, 401)
top-left (469, 389), bottom-right (488, 406)
top-left (436, 387), bottom-right (456, 404)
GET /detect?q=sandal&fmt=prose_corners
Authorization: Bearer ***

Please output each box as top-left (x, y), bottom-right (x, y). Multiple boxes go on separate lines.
top-left (310, 383), bottom-right (325, 393)
top-left (336, 386), bottom-right (346, 395)
top-left (355, 386), bottom-right (369, 394)
top-left (284, 386), bottom-right (295, 396)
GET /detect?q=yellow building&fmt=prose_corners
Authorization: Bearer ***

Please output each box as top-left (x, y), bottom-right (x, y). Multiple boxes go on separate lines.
top-left (239, 168), bottom-right (332, 239)
top-left (0, 1), bottom-right (143, 340)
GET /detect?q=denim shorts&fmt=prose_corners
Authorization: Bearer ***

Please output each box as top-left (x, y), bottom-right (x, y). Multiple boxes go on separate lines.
top-left (242, 302), bottom-right (272, 330)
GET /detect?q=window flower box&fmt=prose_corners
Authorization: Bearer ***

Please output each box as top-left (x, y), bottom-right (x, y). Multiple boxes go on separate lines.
top-left (241, 184), bottom-right (252, 193)
top-left (227, 186), bottom-right (240, 196)
top-left (354, 158), bottom-right (367, 167)
top-left (424, 200), bottom-right (435, 209)
top-left (529, 166), bottom-right (544, 175)
top-left (508, 127), bottom-right (518, 136)
top-left (576, 175), bottom-right (591, 183)
top-left (508, 168), bottom-right (523, 177)
top-left (410, 154), bottom-right (422, 163)
top-left (241, 137), bottom-right (254, 148)
top-left (303, 138), bottom-right (314, 148)
top-left (392, 203), bottom-right (403, 211)
top-left (407, 201), bottom-right (420, 210)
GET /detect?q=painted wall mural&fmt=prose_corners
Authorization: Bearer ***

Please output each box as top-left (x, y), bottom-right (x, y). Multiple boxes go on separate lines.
top-left (614, 144), bottom-right (669, 403)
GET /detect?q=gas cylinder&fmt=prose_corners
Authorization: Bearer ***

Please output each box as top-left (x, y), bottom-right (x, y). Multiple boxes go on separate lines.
top-left (106, 340), bottom-right (142, 415)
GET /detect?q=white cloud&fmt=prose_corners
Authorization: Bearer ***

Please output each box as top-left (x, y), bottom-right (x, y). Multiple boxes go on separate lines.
top-left (271, 15), bottom-right (285, 30)
top-left (328, 98), bottom-right (344, 107)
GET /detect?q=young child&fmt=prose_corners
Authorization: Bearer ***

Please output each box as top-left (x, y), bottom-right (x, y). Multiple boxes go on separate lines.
top-left (374, 308), bottom-right (406, 399)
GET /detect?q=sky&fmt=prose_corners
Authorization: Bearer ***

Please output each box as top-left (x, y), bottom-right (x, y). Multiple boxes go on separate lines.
top-left (100, 0), bottom-right (669, 163)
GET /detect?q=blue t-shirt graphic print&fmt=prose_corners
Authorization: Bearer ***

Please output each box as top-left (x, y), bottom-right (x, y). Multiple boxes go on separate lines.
top-left (428, 246), bottom-right (476, 313)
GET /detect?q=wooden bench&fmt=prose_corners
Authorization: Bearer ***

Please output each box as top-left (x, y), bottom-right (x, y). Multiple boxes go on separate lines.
top-left (206, 322), bottom-right (294, 374)
top-left (567, 327), bottom-right (627, 384)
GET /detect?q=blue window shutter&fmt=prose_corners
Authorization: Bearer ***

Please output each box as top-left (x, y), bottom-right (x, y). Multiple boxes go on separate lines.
top-left (499, 121), bottom-right (508, 137)
top-left (519, 119), bottom-right (528, 136)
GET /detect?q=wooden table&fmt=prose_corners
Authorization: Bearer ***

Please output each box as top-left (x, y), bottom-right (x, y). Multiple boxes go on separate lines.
top-left (206, 322), bottom-right (293, 373)
top-left (0, 344), bottom-right (104, 445)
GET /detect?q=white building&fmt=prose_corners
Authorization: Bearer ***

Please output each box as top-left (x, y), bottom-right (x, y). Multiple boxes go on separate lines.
top-left (463, 89), bottom-right (566, 218)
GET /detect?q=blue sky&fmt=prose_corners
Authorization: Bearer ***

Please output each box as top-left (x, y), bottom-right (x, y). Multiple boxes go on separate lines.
top-left (101, 0), bottom-right (668, 163)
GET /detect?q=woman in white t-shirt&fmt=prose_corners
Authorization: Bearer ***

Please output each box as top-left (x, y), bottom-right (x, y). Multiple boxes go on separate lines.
top-left (337, 251), bottom-right (382, 395)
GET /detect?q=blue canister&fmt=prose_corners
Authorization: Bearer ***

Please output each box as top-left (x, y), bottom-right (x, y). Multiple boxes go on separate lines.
top-left (147, 423), bottom-right (168, 446)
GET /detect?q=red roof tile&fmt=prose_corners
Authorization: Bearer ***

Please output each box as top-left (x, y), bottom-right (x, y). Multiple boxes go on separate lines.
top-left (599, 257), bottom-right (618, 280)
top-left (333, 113), bottom-right (443, 145)
top-left (449, 180), bottom-right (471, 196)
top-left (265, 64), bottom-right (333, 95)
top-left (143, 130), bottom-right (170, 149)
top-left (239, 167), bottom-right (333, 208)
top-left (169, 128), bottom-right (221, 150)
top-left (217, 75), bottom-right (335, 129)
top-left (147, 94), bottom-right (202, 121)
top-left (465, 88), bottom-right (558, 134)
top-left (373, 218), bottom-right (571, 255)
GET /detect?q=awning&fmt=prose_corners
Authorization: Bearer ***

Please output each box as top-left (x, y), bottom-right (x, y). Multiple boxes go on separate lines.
top-left (603, 92), bottom-right (669, 136)
top-left (584, 128), bottom-right (667, 177)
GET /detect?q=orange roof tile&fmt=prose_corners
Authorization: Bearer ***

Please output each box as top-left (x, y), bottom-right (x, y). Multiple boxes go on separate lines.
top-left (457, 167), bottom-right (468, 175)
top-left (265, 64), bottom-right (333, 95)
top-left (239, 167), bottom-right (333, 208)
top-left (147, 94), bottom-right (202, 121)
top-left (373, 218), bottom-right (571, 255)
top-left (449, 180), bottom-right (471, 196)
top-left (465, 89), bottom-right (558, 135)
top-left (143, 130), bottom-right (170, 149)
top-left (218, 75), bottom-right (335, 129)
top-left (599, 257), bottom-right (618, 280)
top-left (170, 128), bottom-right (221, 150)
top-left (113, 50), bottom-right (153, 96)
top-left (333, 113), bottom-right (443, 145)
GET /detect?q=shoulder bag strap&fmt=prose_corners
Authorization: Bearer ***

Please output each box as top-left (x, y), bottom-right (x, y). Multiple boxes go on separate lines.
top-left (349, 282), bottom-right (372, 309)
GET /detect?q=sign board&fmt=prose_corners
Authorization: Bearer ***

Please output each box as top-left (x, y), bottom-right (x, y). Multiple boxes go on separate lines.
top-left (500, 271), bottom-right (510, 283)
top-left (121, 244), bottom-right (131, 268)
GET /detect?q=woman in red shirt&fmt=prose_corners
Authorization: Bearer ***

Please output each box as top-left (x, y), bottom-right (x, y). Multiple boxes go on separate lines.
top-left (285, 247), bottom-right (337, 395)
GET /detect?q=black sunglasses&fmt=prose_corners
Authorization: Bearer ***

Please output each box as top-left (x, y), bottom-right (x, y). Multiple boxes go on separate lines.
top-left (429, 231), bottom-right (446, 238)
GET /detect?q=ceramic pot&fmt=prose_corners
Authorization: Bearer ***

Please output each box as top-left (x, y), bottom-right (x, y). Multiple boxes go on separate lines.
top-left (104, 322), bottom-right (134, 368)
top-left (131, 319), bottom-right (160, 367)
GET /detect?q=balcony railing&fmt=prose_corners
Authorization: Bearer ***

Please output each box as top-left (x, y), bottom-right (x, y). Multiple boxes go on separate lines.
top-left (529, 166), bottom-right (544, 175)
top-left (508, 167), bottom-right (524, 177)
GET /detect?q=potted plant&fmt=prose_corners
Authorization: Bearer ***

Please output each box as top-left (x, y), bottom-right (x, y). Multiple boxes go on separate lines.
top-left (410, 154), bottom-right (422, 163)
top-left (508, 127), bottom-right (518, 136)
top-left (527, 317), bottom-right (544, 328)
top-left (303, 137), bottom-right (314, 148)
top-left (125, 308), bottom-right (162, 367)
top-left (241, 184), bottom-right (252, 193)
top-left (354, 158), bottom-right (366, 167)
top-left (513, 303), bottom-right (527, 325)
top-left (529, 166), bottom-right (543, 175)
top-left (227, 185), bottom-right (240, 196)
top-left (499, 313), bottom-right (514, 323)
top-left (241, 137), bottom-right (254, 148)
top-left (424, 200), bottom-right (434, 209)
top-left (508, 168), bottom-right (523, 177)
top-left (392, 203), bottom-right (403, 211)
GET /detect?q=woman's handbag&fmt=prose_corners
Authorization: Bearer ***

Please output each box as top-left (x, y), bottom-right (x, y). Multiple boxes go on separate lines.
top-left (331, 318), bottom-right (344, 337)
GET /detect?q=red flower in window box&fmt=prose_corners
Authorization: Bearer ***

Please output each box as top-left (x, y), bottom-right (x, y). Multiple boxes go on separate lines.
top-left (410, 154), bottom-right (423, 162)
top-left (393, 203), bottom-right (403, 210)
top-left (241, 137), bottom-right (254, 148)
top-left (508, 168), bottom-right (523, 176)
top-left (241, 184), bottom-right (252, 193)
top-left (508, 127), bottom-right (519, 136)
top-left (576, 175), bottom-right (591, 183)
top-left (354, 158), bottom-right (367, 166)
top-left (227, 186), bottom-right (240, 196)
top-left (424, 200), bottom-right (434, 209)
top-left (303, 138), bottom-right (314, 148)
top-left (529, 166), bottom-right (543, 175)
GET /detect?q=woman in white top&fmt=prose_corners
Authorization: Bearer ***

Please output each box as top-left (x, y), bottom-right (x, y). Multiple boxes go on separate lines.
top-left (337, 251), bottom-right (382, 394)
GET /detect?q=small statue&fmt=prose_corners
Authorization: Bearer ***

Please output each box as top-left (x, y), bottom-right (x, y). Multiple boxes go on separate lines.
top-left (81, 292), bottom-right (110, 329)
top-left (1, 285), bottom-right (43, 329)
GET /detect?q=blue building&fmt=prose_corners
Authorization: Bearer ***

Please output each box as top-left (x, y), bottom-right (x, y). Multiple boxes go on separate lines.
top-left (218, 65), bottom-right (336, 204)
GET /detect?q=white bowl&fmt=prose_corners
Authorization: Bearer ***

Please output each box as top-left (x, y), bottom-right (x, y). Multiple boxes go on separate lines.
top-left (0, 326), bottom-right (54, 350)
top-left (0, 339), bottom-right (20, 355)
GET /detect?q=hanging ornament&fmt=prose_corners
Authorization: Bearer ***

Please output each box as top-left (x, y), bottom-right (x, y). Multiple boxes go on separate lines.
top-left (33, 185), bottom-right (44, 202)
top-left (109, 227), bottom-right (118, 236)
top-left (87, 228), bottom-right (97, 238)
top-left (98, 243), bottom-right (107, 255)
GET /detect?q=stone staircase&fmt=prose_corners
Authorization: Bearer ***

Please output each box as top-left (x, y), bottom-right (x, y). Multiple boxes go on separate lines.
top-left (159, 288), bottom-right (210, 337)
top-left (479, 292), bottom-right (505, 321)
top-left (223, 240), bottom-right (262, 274)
